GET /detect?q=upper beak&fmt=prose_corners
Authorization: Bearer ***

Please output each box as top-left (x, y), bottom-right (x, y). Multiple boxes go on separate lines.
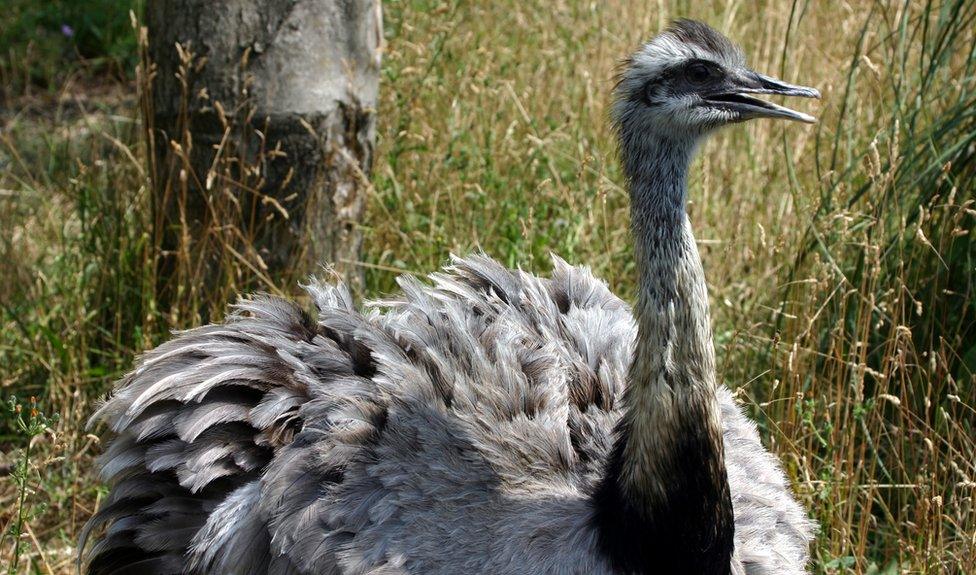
top-left (705, 71), bottom-right (821, 124)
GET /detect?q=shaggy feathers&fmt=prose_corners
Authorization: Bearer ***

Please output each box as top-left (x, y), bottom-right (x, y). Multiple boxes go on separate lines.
top-left (82, 254), bottom-right (812, 574)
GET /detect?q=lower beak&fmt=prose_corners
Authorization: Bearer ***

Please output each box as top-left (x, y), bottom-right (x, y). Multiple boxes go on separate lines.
top-left (705, 71), bottom-right (820, 124)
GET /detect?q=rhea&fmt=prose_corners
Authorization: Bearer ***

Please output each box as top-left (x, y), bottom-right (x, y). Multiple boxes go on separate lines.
top-left (83, 20), bottom-right (817, 575)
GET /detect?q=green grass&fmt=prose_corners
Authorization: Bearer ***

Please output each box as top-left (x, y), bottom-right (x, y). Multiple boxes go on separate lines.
top-left (0, 0), bottom-right (141, 99)
top-left (1, 0), bottom-right (974, 572)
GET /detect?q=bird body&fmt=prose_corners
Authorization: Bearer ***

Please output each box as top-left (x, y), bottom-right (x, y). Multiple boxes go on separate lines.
top-left (83, 20), bottom-right (817, 575)
top-left (84, 256), bottom-right (812, 575)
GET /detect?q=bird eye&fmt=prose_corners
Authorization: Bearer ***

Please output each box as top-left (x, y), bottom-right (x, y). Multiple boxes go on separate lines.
top-left (686, 62), bottom-right (714, 84)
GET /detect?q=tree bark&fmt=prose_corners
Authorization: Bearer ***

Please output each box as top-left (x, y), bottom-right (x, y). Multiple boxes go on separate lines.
top-left (146, 0), bottom-right (381, 315)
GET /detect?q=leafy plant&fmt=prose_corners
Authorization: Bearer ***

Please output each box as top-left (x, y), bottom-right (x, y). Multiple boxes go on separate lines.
top-left (1, 396), bottom-right (58, 574)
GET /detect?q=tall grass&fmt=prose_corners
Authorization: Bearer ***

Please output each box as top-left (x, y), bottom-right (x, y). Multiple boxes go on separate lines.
top-left (1, 0), bottom-right (973, 572)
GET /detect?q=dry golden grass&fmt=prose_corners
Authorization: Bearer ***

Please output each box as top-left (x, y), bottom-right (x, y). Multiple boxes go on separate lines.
top-left (1, 1), bottom-right (974, 573)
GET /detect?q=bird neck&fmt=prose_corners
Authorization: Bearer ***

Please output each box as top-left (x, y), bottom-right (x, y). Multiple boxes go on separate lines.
top-left (592, 133), bottom-right (734, 574)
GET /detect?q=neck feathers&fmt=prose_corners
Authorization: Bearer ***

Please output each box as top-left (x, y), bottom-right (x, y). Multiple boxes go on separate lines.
top-left (592, 134), bottom-right (734, 574)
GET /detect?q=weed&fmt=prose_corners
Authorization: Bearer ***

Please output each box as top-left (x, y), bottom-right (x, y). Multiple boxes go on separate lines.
top-left (1, 396), bottom-right (58, 574)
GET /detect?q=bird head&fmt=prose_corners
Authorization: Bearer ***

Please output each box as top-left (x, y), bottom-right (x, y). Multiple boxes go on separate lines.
top-left (613, 19), bottom-right (820, 141)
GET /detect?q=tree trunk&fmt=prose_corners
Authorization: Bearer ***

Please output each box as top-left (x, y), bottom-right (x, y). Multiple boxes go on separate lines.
top-left (146, 0), bottom-right (381, 318)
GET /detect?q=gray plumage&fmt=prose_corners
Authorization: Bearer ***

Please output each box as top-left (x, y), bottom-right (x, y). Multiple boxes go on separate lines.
top-left (82, 20), bottom-right (817, 575)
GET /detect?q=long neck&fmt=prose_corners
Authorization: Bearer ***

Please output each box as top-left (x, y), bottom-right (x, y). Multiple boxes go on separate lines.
top-left (592, 133), bottom-right (734, 574)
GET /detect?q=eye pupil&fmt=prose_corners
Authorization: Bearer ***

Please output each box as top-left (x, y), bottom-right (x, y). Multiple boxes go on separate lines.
top-left (688, 62), bottom-right (711, 83)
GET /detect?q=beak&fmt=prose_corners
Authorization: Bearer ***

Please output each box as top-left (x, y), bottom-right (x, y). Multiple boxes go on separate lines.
top-left (705, 71), bottom-right (820, 124)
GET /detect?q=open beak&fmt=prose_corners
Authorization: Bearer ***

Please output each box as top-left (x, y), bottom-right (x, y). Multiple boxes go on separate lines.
top-left (705, 71), bottom-right (820, 123)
